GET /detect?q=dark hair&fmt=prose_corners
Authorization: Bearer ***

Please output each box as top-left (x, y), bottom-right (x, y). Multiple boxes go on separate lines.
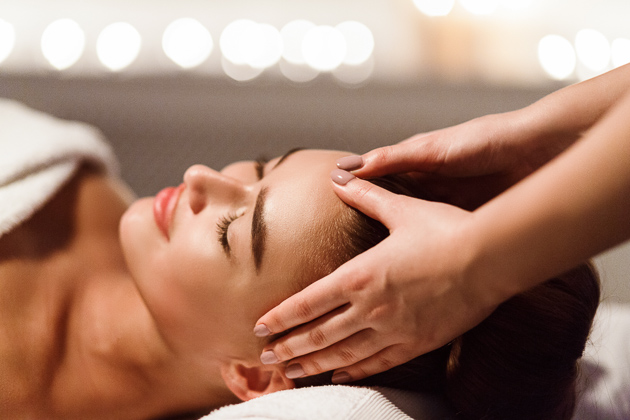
top-left (295, 174), bottom-right (600, 420)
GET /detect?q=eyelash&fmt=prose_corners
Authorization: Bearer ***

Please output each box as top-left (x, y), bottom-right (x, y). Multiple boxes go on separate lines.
top-left (216, 156), bottom-right (268, 254)
top-left (217, 212), bottom-right (238, 254)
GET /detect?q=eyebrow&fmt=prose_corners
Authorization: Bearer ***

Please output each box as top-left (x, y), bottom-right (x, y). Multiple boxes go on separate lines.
top-left (251, 148), bottom-right (303, 272)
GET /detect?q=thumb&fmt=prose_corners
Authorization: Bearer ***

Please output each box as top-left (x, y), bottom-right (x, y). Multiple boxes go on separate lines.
top-left (349, 135), bottom-right (446, 178)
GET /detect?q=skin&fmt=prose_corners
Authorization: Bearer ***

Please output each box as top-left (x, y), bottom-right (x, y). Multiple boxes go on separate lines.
top-left (0, 150), bottom-right (350, 419)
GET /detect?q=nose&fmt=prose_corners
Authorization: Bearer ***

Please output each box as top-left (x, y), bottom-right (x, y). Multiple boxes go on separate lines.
top-left (184, 164), bottom-right (248, 214)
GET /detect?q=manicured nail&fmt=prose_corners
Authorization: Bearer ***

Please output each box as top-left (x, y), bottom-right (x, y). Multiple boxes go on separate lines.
top-left (260, 350), bottom-right (279, 365)
top-left (253, 324), bottom-right (271, 337)
top-left (285, 364), bottom-right (305, 379)
top-left (331, 169), bottom-right (355, 186)
top-left (331, 371), bottom-right (352, 384)
top-left (336, 155), bottom-right (363, 171)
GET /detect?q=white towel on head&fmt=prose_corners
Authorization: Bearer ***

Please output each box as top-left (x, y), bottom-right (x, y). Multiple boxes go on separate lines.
top-left (202, 385), bottom-right (454, 420)
top-left (0, 98), bottom-right (118, 238)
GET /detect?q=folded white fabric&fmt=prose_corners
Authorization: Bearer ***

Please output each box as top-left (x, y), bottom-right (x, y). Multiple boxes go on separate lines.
top-left (0, 98), bottom-right (118, 237)
top-left (573, 303), bottom-right (630, 419)
top-left (202, 385), bottom-right (454, 420)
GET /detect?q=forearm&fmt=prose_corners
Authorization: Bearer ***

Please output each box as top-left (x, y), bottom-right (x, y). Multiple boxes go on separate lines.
top-left (470, 88), bottom-right (630, 302)
top-left (522, 63), bottom-right (630, 138)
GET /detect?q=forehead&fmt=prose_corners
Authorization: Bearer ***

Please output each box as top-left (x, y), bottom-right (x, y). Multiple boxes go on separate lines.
top-left (259, 149), bottom-right (349, 282)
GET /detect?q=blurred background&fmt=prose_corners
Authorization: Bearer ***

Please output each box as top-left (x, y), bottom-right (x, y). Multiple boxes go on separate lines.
top-left (0, 0), bottom-right (628, 301)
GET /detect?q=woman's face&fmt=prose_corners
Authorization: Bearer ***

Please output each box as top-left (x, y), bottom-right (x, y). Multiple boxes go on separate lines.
top-left (120, 149), bottom-right (350, 360)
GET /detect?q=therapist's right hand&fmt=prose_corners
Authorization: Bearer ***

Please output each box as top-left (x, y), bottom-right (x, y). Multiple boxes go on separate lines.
top-left (255, 173), bottom-right (501, 383)
top-left (342, 111), bottom-right (579, 209)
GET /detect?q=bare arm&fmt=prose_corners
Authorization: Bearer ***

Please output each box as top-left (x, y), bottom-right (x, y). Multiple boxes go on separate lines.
top-left (254, 66), bottom-right (630, 382)
top-left (471, 87), bottom-right (630, 302)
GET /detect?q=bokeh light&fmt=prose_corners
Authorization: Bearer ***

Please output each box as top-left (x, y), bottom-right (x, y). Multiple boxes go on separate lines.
top-left (163, 18), bottom-right (213, 69)
top-left (220, 20), bottom-right (282, 69)
top-left (220, 20), bottom-right (257, 65)
top-left (459, 0), bottom-right (500, 15)
top-left (412, 0), bottom-right (455, 17)
top-left (575, 29), bottom-right (610, 72)
top-left (279, 59), bottom-right (319, 83)
top-left (333, 56), bottom-right (374, 85)
top-left (611, 38), bottom-right (630, 68)
top-left (0, 18), bottom-right (15, 65)
top-left (97, 22), bottom-right (141, 71)
top-left (41, 18), bottom-right (85, 70)
top-left (221, 56), bottom-right (264, 81)
top-left (336, 21), bottom-right (374, 65)
top-left (302, 25), bottom-right (347, 71)
top-left (248, 23), bottom-right (283, 69)
top-left (280, 20), bottom-right (315, 65)
top-left (538, 34), bottom-right (576, 80)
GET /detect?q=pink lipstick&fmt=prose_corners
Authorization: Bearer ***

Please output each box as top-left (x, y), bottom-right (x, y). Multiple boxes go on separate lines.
top-left (153, 184), bottom-right (185, 239)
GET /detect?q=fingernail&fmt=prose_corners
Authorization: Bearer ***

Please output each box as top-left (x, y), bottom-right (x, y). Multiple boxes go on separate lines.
top-left (285, 364), bottom-right (305, 379)
top-left (253, 324), bottom-right (271, 337)
top-left (336, 155), bottom-right (363, 171)
top-left (331, 371), bottom-right (352, 384)
top-left (331, 169), bottom-right (355, 186)
top-left (260, 350), bottom-right (279, 365)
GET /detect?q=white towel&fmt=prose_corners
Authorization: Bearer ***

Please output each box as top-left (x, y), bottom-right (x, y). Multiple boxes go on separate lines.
top-left (0, 98), bottom-right (118, 238)
top-left (573, 303), bottom-right (630, 419)
top-left (202, 385), bottom-right (454, 420)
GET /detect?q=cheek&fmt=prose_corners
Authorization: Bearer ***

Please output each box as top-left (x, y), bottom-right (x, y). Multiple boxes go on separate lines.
top-left (148, 230), bottom-right (234, 322)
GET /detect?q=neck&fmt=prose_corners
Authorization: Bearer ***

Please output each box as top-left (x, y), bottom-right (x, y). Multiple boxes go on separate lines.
top-left (0, 168), bottom-right (236, 418)
top-left (49, 235), bottom-right (234, 419)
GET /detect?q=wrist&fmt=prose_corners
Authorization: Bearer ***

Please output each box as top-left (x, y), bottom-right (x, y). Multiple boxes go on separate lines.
top-left (462, 212), bottom-right (525, 311)
top-left (454, 213), bottom-right (509, 314)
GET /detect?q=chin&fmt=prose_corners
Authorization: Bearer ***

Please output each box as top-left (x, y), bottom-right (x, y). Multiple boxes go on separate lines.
top-left (119, 197), bottom-right (161, 275)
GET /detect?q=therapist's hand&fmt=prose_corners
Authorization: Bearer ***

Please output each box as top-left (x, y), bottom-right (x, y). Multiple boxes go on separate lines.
top-left (253, 172), bottom-right (500, 383)
top-left (344, 111), bottom-right (578, 209)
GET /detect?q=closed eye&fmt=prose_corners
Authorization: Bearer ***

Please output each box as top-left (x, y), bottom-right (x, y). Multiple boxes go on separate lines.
top-left (217, 157), bottom-right (267, 256)
top-left (217, 212), bottom-right (238, 255)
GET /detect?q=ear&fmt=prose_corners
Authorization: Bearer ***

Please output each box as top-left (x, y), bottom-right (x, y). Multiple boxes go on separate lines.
top-left (220, 361), bottom-right (295, 401)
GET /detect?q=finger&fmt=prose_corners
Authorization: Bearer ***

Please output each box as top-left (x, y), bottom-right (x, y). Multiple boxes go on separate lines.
top-left (255, 273), bottom-right (350, 336)
top-left (261, 303), bottom-right (360, 363)
top-left (352, 137), bottom-right (446, 179)
top-left (283, 329), bottom-right (392, 379)
top-left (330, 344), bottom-right (416, 383)
top-left (255, 244), bottom-right (387, 337)
top-left (331, 174), bottom-right (433, 229)
top-left (398, 131), bottom-right (434, 144)
top-left (330, 174), bottom-right (401, 227)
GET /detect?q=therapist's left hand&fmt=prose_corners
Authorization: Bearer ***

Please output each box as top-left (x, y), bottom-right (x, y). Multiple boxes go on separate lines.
top-left (253, 171), bottom-right (499, 383)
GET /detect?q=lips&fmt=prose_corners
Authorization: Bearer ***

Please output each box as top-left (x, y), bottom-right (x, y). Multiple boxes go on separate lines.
top-left (153, 184), bottom-right (185, 239)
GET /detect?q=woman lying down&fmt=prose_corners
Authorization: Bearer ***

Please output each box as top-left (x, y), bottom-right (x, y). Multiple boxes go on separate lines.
top-left (0, 99), bottom-right (599, 420)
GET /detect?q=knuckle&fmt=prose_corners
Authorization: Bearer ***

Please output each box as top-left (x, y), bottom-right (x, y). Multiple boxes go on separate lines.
top-left (376, 354), bottom-right (395, 372)
top-left (267, 314), bottom-right (286, 332)
top-left (353, 182), bottom-right (374, 200)
top-left (352, 365), bottom-right (369, 381)
top-left (302, 358), bottom-right (324, 375)
top-left (294, 298), bottom-right (314, 320)
top-left (366, 303), bottom-right (392, 323)
top-left (338, 346), bottom-right (357, 365)
top-left (307, 328), bottom-right (327, 348)
top-left (372, 146), bottom-right (394, 166)
top-left (346, 274), bottom-right (370, 293)
top-left (276, 342), bottom-right (295, 360)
